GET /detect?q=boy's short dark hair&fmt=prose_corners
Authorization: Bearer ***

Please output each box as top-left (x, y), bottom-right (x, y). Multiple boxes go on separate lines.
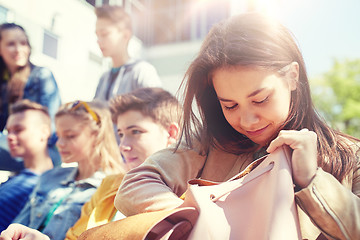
top-left (110, 87), bottom-right (182, 129)
top-left (95, 5), bottom-right (132, 32)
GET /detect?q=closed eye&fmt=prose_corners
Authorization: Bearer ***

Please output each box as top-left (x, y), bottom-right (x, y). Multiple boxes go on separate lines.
top-left (253, 96), bottom-right (269, 105)
top-left (223, 104), bottom-right (238, 110)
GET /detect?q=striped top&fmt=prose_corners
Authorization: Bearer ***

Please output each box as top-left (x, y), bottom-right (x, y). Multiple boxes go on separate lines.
top-left (0, 169), bottom-right (39, 231)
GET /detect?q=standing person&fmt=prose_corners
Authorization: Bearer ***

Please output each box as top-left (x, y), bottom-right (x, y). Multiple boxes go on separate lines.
top-left (0, 22), bottom-right (62, 170)
top-left (0, 100), bottom-right (53, 232)
top-left (0, 87), bottom-right (182, 240)
top-left (10, 100), bottom-right (123, 240)
top-left (115, 13), bottom-right (360, 240)
top-left (94, 5), bottom-right (162, 102)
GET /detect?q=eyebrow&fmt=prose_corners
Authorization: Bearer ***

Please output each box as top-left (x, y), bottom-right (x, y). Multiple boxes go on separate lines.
top-left (247, 88), bottom-right (265, 98)
top-left (217, 88), bottom-right (266, 102)
top-left (117, 125), bottom-right (138, 132)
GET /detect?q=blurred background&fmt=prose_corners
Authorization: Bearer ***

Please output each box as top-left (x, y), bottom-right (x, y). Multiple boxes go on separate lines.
top-left (0, 0), bottom-right (359, 137)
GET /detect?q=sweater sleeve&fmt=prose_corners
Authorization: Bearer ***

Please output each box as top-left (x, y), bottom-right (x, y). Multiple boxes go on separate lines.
top-left (115, 145), bottom-right (206, 216)
top-left (295, 158), bottom-right (360, 240)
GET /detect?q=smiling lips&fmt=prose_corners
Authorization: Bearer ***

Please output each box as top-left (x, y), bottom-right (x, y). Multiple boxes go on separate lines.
top-left (124, 156), bottom-right (138, 163)
top-left (8, 144), bottom-right (18, 151)
top-left (246, 125), bottom-right (269, 137)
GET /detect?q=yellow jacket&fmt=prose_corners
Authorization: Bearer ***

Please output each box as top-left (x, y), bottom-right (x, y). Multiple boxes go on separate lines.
top-left (65, 174), bottom-right (124, 240)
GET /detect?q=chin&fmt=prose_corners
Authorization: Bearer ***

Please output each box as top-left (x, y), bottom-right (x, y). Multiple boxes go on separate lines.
top-left (10, 152), bottom-right (22, 158)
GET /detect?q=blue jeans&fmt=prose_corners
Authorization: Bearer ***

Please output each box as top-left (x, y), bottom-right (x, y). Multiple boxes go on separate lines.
top-left (0, 133), bottom-right (61, 171)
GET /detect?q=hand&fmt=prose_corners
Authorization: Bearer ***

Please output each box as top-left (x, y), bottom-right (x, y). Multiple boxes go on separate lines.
top-left (266, 129), bottom-right (318, 188)
top-left (0, 224), bottom-right (49, 240)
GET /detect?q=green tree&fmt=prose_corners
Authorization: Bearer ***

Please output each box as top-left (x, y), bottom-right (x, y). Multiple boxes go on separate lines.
top-left (311, 59), bottom-right (360, 138)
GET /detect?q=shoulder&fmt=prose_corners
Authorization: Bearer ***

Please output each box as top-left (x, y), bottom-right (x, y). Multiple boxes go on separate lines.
top-left (29, 66), bottom-right (55, 79)
top-left (99, 70), bottom-right (111, 79)
top-left (127, 60), bottom-right (157, 72)
top-left (144, 141), bottom-right (207, 171)
top-left (100, 173), bottom-right (125, 191)
top-left (338, 134), bottom-right (360, 158)
top-left (40, 166), bottom-right (75, 179)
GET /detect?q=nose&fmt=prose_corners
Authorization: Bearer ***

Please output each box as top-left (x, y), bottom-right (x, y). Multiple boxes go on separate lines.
top-left (7, 132), bottom-right (16, 142)
top-left (119, 137), bottom-right (131, 153)
top-left (239, 108), bottom-right (260, 129)
top-left (56, 137), bottom-right (65, 148)
top-left (14, 42), bottom-right (23, 52)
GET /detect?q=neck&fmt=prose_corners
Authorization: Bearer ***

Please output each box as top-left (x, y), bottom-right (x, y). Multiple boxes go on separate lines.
top-left (112, 52), bottom-right (130, 68)
top-left (8, 65), bottom-right (18, 75)
top-left (7, 62), bottom-right (30, 75)
top-left (23, 150), bottom-right (53, 174)
top-left (76, 157), bottom-right (101, 181)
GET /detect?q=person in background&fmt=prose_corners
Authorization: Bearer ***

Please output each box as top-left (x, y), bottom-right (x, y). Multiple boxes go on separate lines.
top-left (64, 87), bottom-right (181, 239)
top-left (115, 13), bottom-right (360, 240)
top-left (94, 5), bottom-right (162, 102)
top-left (0, 87), bottom-right (182, 240)
top-left (0, 100), bottom-right (53, 232)
top-left (8, 100), bottom-right (123, 240)
top-left (0, 22), bottom-right (62, 170)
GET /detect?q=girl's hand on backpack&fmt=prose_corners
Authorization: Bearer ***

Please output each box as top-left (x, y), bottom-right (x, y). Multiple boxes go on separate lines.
top-left (267, 128), bottom-right (318, 188)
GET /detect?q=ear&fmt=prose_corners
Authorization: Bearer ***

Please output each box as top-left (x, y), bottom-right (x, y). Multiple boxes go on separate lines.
top-left (166, 122), bottom-right (180, 147)
top-left (286, 62), bottom-right (299, 91)
top-left (40, 124), bottom-right (51, 143)
top-left (123, 28), bottom-right (132, 42)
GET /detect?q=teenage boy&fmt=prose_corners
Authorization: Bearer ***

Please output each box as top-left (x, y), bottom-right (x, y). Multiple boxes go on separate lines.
top-left (0, 88), bottom-right (182, 240)
top-left (0, 100), bottom-right (53, 231)
top-left (94, 5), bottom-right (162, 102)
top-left (65, 87), bottom-right (181, 239)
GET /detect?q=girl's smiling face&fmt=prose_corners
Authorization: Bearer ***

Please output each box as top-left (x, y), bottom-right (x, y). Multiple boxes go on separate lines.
top-left (0, 28), bottom-right (30, 72)
top-left (55, 115), bottom-right (97, 164)
top-left (212, 65), bottom-right (297, 146)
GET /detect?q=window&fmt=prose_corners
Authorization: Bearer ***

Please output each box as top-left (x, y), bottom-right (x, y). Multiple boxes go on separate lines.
top-left (0, 6), bottom-right (8, 23)
top-left (133, 0), bottom-right (230, 46)
top-left (42, 30), bottom-right (58, 59)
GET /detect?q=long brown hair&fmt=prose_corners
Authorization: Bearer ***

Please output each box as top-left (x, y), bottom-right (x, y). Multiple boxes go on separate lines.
top-left (178, 12), bottom-right (359, 181)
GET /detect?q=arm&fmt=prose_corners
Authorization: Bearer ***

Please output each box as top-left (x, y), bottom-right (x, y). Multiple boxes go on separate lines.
top-left (11, 188), bottom-right (34, 226)
top-left (28, 67), bottom-right (61, 121)
top-left (93, 72), bottom-right (108, 100)
top-left (267, 129), bottom-right (360, 239)
top-left (115, 145), bottom-right (206, 216)
top-left (134, 61), bottom-right (162, 88)
top-left (295, 159), bottom-right (360, 240)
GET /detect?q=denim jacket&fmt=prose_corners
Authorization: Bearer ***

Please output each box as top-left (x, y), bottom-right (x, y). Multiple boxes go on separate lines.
top-left (0, 64), bottom-right (61, 135)
top-left (13, 166), bottom-right (105, 240)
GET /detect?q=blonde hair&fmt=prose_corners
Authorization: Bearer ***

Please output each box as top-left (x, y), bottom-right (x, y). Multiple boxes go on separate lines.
top-left (56, 100), bottom-right (123, 174)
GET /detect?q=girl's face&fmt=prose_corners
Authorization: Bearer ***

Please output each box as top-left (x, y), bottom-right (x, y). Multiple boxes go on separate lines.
top-left (0, 28), bottom-right (30, 73)
top-left (116, 110), bottom-right (170, 171)
top-left (55, 115), bottom-right (97, 164)
top-left (212, 65), bottom-right (297, 146)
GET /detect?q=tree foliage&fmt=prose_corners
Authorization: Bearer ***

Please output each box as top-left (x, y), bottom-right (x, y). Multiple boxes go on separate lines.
top-left (311, 59), bottom-right (360, 138)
